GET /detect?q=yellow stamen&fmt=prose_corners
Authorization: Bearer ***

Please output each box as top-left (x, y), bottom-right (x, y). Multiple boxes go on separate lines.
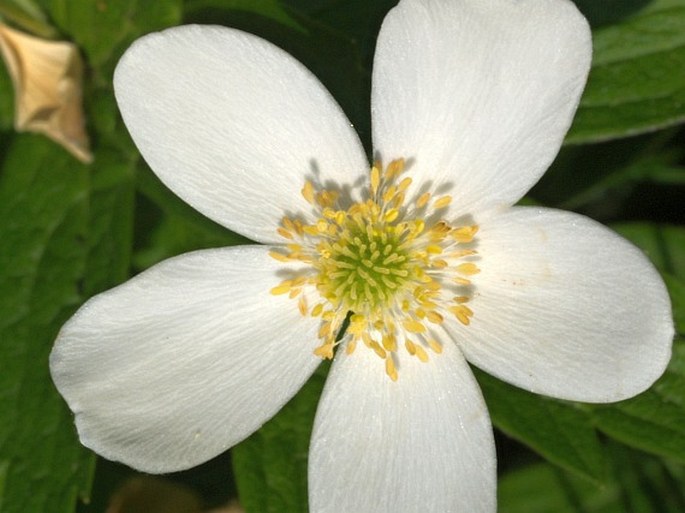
top-left (433, 195), bottom-right (452, 209)
top-left (386, 158), bottom-right (404, 179)
top-left (269, 250), bottom-right (290, 262)
top-left (318, 322), bottom-right (331, 338)
top-left (452, 225), bottom-right (479, 243)
top-left (382, 333), bottom-right (397, 352)
top-left (277, 227), bottom-right (293, 240)
top-left (270, 159), bottom-right (481, 381)
top-left (414, 344), bottom-right (429, 363)
top-left (385, 357), bottom-right (398, 381)
top-left (384, 208), bottom-right (400, 223)
top-left (416, 192), bottom-right (431, 208)
top-left (270, 282), bottom-right (291, 295)
top-left (456, 263), bottom-right (480, 275)
top-left (426, 311), bottom-right (444, 324)
top-left (403, 319), bottom-right (426, 334)
top-left (370, 341), bottom-right (387, 359)
top-left (450, 305), bottom-right (473, 325)
top-left (302, 180), bottom-right (315, 204)
top-left (314, 343), bottom-right (334, 359)
top-left (382, 185), bottom-right (397, 204)
top-left (428, 339), bottom-right (443, 354)
top-left (371, 165), bottom-right (381, 195)
top-left (298, 296), bottom-right (308, 316)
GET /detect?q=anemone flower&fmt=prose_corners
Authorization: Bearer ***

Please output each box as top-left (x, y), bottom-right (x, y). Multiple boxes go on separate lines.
top-left (50, 0), bottom-right (674, 511)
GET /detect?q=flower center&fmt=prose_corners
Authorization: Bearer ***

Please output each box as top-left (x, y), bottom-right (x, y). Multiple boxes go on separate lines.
top-left (270, 158), bottom-right (480, 381)
top-left (317, 202), bottom-right (412, 312)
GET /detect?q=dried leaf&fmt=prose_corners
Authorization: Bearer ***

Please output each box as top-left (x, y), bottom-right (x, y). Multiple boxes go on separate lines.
top-left (0, 22), bottom-right (92, 162)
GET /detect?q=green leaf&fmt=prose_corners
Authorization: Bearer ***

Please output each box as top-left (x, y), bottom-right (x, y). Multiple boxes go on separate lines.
top-left (568, 0), bottom-right (685, 143)
top-left (82, 149), bottom-right (135, 294)
top-left (0, 5), bottom-right (178, 513)
top-left (499, 444), bottom-right (685, 513)
top-left (0, 110), bottom-right (135, 513)
top-left (664, 274), bottom-right (685, 336)
top-left (532, 129), bottom-right (684, 211)
top-left (0, 136), bottom-right (89, 513)
top-left (232, 366), bottom-right (327, 513)
top-left (605, 444), bottom-right (685, 513)
top-left (46, 0), bottom-right (182, 71)
top-left (0, 0), bottom-right (57, 37)
top-left (283, 0), bottom-right (395, 58)
top-left (184, 0), bottom-right (305, 32)
top-left (499, 463), bottom-right (614, 513)
top-left (0, 57), bottom-right (13, 131)
top-left (0, 460), bottom-right (9, 505)
top-left (277, 0), bottom-right (398, 147)
top-left (475, 370), bottom-right (605, 484)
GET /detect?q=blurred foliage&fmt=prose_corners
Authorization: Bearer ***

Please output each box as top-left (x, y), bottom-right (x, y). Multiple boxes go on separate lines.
top-left (0, 0), bottom-right (683, 512)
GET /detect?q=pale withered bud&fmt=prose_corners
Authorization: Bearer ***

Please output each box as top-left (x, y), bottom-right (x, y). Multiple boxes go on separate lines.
top-left (0, 22), bottom-right (92, 163)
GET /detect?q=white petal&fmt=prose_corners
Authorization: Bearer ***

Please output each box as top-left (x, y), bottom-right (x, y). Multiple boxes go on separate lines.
top-left (372, 0), bottom-right (591, 219)
top-left (309, 339), bottom-right (495, 513)
top-left (450, 208), bottom-right (674, 402)
top-left (50, 246), bottom-right (321, 473)
top-left (114, 25), bottom-right (368, 243)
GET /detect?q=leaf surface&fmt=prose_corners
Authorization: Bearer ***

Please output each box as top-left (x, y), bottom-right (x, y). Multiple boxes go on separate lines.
top-left (568, 0), bottom-right (685, 143)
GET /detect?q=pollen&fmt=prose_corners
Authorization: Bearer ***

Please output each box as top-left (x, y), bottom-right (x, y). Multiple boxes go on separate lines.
top-left (270, 158), bottom-right (479, 380)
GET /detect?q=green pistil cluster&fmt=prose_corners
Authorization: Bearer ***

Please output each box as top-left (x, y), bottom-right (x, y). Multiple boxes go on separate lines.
top-left (321, 222), bottom-right (410, 311)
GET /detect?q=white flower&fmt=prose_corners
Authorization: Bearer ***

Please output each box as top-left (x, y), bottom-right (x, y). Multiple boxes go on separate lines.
top-left (50, 0), bottom-right (674, 512)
